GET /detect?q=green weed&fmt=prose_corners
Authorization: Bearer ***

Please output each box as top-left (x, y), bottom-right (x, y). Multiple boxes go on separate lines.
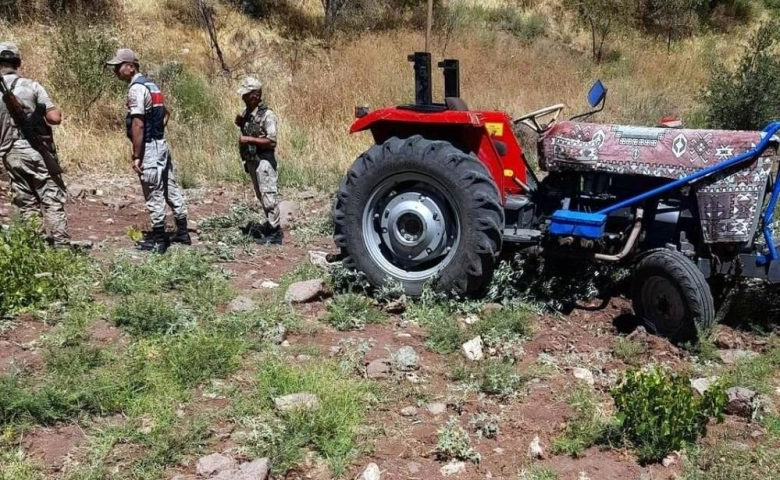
top-left (612, 364), bottom-right (727, 463)
top-left (612, 337), bottom-right (647, 365)
top-left (113, 294), bottom-right (195, 337)
top-left (552, 385), bottom-right (618, 458)
top-left (434, 416), bottom-right (481, 464)
top-left (519, 467), bottom-right (560, 480)
top-left (325, 294), bottom-right (387, 331)
top-left (236, 357), bottom-right (379, 476)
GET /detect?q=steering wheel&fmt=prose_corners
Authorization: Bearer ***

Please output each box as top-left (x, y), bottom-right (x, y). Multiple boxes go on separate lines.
top-left (513, 103), bottom-right (566, 134)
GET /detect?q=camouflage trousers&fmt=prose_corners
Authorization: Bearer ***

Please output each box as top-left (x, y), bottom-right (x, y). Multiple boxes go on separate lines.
top-left (2, 144), bottom-right (69, 244)
top-left (246, 158), bottom-right (279, 229)
top-left (138, 139), bottom-right (187, 230)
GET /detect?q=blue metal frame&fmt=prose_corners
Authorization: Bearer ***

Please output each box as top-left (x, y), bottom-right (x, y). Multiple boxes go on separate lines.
top-left (548, 122), bottom-right (780, 264)
top-left (591, 122), bottom-right (780, 265)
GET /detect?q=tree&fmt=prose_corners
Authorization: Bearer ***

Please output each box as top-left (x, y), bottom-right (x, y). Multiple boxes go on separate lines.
top-left (701, 20), bottom-right (780, 130)
top-left (635, 0), bottom-right (704, 50)
top-left (564, 0), bottom-right (631, 63)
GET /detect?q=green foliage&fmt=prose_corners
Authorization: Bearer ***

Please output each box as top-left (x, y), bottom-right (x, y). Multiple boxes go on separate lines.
top-left (611, 365), bottom-right (727, 463)
top-left (0, 219), bottom-right (91, 317)
top-left (324, 294), bottom-right (387, 331)
top-left (154, 62), bottom-right (220, 124)
top-left (552, 385), bottom-right (618, 457)
top-left (468, 306), bottom-right (530, 348)
top-left (50, 21), bottom-right (122, 117)
top-left (519, 468), bottom-right (560, 480)
top-left (469, 412), bottom-right (500, 439)
top-left (113, 294), bottom-right (195, 337)
top-left (247, 357), bottom-right (379, 476)
top-left (453, 358), bottom-right (524, 398)
top-left (487, 7), bottom-right (547, 41)
top-left (700, 20), bottom-right (780, 130)
top-left (612, 337), bottom-right (646, 365)
top-left (434, 416), bottom-right (481, 464)
top-left (102, 249), bottom-right (234, 312)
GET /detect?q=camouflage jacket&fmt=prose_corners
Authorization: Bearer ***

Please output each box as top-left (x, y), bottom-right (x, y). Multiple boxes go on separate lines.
top-left (239, 102), bottom-right (277, 168)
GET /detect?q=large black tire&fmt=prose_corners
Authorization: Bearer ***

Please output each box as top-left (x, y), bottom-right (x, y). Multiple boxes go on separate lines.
top-left (333, 135), bottom-right (504, 297)
top-left (631, 249), bottom-right (715, 344)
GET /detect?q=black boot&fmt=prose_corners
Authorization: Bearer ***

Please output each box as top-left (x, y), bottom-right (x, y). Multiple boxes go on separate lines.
top-left (170, 217), bottom-right (192, 245)
top-left (260, 225), bottom-right (283, 245)
top-left (136, 226), bottom-right (169, 253)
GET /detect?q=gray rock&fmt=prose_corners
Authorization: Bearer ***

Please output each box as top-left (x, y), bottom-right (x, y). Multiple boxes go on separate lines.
top-left (426, 402), bottom-right (447, 415)
top-left (440, 461), bottom-right (466, 476)
top-left (269, 324), bottom-right (287, 344)
top-left (573, 367), bottom-right (595, 386)
top-left (278, 200), bottom-right (298, 228)
top-left (358, 463), bottom-right (381, 480)
top-left (366, 359), bottom-right (391, 379)
top-left (273, 393), bottom-right (321, 413)
top-left (691, 377), bottom-right (713, 395)
top-left (662, 455), bottom-right (676, 468)
top-left (196, 453), bottom-right (236, 476)
top-left (384, 295), bottom-right (407, 314)
top-left (528, 435), bottom-right (544, 459)
top-left (461, 336), bottom-right (484, 361)
top-left (407, 461), bottom-right (422, 474)
top-left (238, 457), bottom-right (271, 479)
top-left (718, 349), bottom-right (759, 365)
top-left (253, 280), bottom-right (279, 289)
top-left (726, 387), bottom-right (757, 417)
top-left (400, 406), bottom-right (418, 417)
top-left (308, 250), bottom-right (331, 269)
top-left (392, 346), bottom-right (419, 371)
top-left (228, 295), bottom-right (257, 312)
top-left (285, 279), bottom-right (327, 303)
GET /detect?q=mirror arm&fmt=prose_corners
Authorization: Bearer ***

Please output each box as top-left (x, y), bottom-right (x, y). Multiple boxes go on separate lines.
top-left (569, 95), bottom-right (607, 122)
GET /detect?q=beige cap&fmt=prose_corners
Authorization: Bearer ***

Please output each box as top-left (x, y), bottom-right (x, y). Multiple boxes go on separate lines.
top-left (237, 76), bottom-right (262, 96)
top-left (0, 42), bottom-right (20, 60)
top-left (105, 48), bottom-right (139, 66)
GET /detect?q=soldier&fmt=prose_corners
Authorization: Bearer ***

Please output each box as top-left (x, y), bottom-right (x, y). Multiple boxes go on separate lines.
top-left (235, 76), bottom-right (283, 245)
top-left (106, 48), bottom-right (191, 254)
top-left (0, 42), bottom-right (90, 249)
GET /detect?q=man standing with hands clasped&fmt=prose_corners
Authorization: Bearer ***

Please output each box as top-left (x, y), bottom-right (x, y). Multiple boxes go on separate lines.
top-left (235, 76), bottom-right (283, 245)
top-left (106, 48), bottom-right (191, 254)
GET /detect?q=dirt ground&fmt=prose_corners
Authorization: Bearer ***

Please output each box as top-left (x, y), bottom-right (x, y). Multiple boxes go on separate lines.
top-left (0, 174), bottom-right (773, 480)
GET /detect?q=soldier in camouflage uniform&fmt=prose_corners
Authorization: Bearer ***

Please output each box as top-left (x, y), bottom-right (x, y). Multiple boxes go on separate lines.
top-left (0, 42), bottom-right (90, 249)
top-left (235, 76), bottom-right (282, 245)
top-left (106, 48), bottom-right (190, 254)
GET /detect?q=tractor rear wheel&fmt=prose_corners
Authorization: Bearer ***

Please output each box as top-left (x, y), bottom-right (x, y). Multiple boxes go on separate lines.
top-left (333, 135), bottom-right (504, 297)
top-left (631, 249), bottom-right (714, 344)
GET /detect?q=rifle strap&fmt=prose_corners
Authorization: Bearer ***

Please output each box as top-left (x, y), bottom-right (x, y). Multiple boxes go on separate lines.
top-left (9, 77), bottom-right (19, 92)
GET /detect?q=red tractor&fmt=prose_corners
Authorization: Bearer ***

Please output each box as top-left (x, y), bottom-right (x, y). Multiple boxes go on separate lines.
top-left (332, 52), bottom-right (780, 343)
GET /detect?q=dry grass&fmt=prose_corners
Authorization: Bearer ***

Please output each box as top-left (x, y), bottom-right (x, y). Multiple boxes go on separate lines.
top-left (1, 0), bottom-right (757, 190)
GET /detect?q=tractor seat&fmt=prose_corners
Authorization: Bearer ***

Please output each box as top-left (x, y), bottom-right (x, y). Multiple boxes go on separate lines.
top-left (445, 97), bottom-right (468, 111)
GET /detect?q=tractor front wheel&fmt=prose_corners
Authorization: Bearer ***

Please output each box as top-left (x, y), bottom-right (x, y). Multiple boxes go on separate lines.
top-left (631, 249), bottom-right (714, 344)
top-left (333, 135), bottom-right (504, 297)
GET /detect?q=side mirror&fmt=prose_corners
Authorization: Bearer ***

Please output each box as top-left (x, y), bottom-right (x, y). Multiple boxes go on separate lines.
top-left (587, 80), bottom-right (607, 108)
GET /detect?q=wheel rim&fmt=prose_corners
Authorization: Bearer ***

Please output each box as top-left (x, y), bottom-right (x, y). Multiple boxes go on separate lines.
top-left (639, 275), bottom-right (686, 336)
top-left (362, 172), bottom-right (461, 282)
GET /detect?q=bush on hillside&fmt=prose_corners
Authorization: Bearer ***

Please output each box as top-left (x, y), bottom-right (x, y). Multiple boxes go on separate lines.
top-left (0, 218), bottom-right (89, 317)
top-left (153, 62), bottom-right (221, 124)
top-left (700, 20), bottom-right (780, 130)
top-left (50, 20), bottom-right (123, 120)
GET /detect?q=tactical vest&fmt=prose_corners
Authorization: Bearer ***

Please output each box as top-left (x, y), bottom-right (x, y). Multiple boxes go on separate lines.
top-left (125, 75), bottom-right (165, 142)
top-left (240, 105), bottom-right (277, 170)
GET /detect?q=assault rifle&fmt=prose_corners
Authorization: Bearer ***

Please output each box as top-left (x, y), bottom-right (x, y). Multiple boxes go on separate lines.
top-left (0, 75), bottom-right (66, 192)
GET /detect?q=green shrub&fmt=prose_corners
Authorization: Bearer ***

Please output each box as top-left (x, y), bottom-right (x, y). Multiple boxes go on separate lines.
top-left (488, 7), bottom-right (547, 41)
top-left (50, 21), bottom-right (123, 118)
top-left (435, 416), bottom-right (481, 464)
top-left (700, 20), bottom-right (780, 130)
top-left (324, 294), bottom-right (386, 331)
top-left (113, 294), bottom-right (194, 337)
top-left (154, 62), bottom-right (220, 124)
top-left (611, 365), bottom-right (727, 463)
top-left (0, 218), bottom-right (90, 316)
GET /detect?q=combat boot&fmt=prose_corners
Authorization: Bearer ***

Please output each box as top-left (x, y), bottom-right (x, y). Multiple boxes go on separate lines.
top-left (170, 217), bottom-right (192, 245)
top-left (260, 225), bottom-right (283, 245)
top-left (136, 226), bottom-right (169, 254)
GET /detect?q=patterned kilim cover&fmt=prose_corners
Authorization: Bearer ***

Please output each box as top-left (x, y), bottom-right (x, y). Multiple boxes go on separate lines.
top-left (539, 121), bottom-right (780, 244)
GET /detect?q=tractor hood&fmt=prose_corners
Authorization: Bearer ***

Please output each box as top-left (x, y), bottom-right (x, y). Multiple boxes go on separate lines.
top-left (349, 106), bottom-right (486, 134)
top-left (539, 120), bottom-right (779, 178)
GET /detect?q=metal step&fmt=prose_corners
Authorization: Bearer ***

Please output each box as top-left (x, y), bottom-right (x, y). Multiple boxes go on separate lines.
top-left (505, 194), bottom-right (531, 211)
top-left (503, 228), bottom-right (542, 243)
